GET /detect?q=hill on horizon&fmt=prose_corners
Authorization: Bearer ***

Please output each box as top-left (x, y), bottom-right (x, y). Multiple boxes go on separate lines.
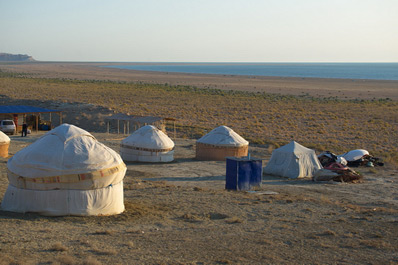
top-left (0, 53), bottom-right (35, 62)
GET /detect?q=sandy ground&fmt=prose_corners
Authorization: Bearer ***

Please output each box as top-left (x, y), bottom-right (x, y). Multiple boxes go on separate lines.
top-left (0, 63), bottom-right (398, 264)
top-left (0, 131), bottom-right (397, 265)
top-left (1, 62), bottom-right (398, 100)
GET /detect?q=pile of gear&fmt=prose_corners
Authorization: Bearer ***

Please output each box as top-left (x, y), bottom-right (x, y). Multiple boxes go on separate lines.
top-left (339, 149), bottom-right (384, 167)
top-left (314, 149), bottom-right (383, 183)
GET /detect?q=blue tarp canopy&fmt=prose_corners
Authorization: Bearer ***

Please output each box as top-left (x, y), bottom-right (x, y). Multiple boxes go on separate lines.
top-left (0, 105), bottom-right (63, 132)
top-left (0, 105), bottom-right (61, 114)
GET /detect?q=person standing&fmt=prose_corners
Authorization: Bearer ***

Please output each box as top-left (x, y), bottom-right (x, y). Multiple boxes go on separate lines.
top-left (22, 122), bottom-right (28, 137)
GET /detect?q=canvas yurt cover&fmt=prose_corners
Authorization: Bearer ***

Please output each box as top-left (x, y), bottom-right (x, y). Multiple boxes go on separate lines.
top-left (0, 131), bottom-right (10, 158)
top-left (120, 125), bottom-right (175, 162)
top-left (263, 141), bottom-right (322, 179)
top-left (196, 126), bottom-right (249, 161)
top-left (1, 124), bottom-right (126, 216)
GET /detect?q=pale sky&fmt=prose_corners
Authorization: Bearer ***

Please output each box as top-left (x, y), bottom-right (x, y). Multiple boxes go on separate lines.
top-left (1, 0), bottom-right (397, 62)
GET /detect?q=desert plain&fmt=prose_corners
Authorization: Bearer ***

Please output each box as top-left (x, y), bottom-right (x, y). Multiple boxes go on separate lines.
top-left (0, 62), bottom-right (397, 265)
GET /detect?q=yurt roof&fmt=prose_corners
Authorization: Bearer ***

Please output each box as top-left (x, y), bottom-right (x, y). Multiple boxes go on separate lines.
top-left (7, 124), bottom-right (123, 178)
top-left (274, 141), bottom-right (314, 154)
top-left (122, 125), bottom-right (174, 150)
top-left (197, 126), bottom-right (248, 147)
top-left (0, 131), bottom-right (10, 144)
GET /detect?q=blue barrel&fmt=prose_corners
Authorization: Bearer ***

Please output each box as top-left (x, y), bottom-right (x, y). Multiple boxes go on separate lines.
top-left (225, 157), bottom-right (263, 191)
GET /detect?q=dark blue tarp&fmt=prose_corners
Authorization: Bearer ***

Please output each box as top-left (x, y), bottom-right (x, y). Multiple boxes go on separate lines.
top-left (0, 105), bottom-right (60, 114)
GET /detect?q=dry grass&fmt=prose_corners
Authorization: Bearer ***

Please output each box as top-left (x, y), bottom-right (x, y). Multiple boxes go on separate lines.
top-left (215, 259), bottom-right (233, 264)
top-left (359, 239), bottom-right (392, 249)
top-left (50, 242), bottom-right (69, 252)
top-left (90, 248), bottom-right (118, 256)
top-left (0, 254), bottom-right (16, 265)
top-left (92, 230), bottom-right (116, 236)
top-left (126, 241), bottom-right (135, 248)
top-left (321, 230), bottom-right (337, 236)
top-left (181, 213), bottom-right (206, 222)
top-left (225, 216), bottom-right (244, 224)
top-left (0, 73), bottom-right (397, 166)
top-left (81, 256), bottom-right (103, 265)
top-left (55, 254), bottom-right (77, 265)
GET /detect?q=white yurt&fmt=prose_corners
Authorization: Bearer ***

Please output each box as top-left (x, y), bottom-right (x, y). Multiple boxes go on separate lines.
top-left (264, 141), bottom-right (322, 179)
top-left (196, 125), bottom-right (249, 161)
top-left (1, 124), bottom-right (126, 216)
top-left (120, 125), bottom-right (175, 162)
top-left (0, 131), bottom-right (10, 158)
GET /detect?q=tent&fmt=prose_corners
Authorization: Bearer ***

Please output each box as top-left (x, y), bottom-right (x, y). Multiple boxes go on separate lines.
top-left (339, 149), bottom-right (369, 162)
top-left (0, 131), bottom-right (10, 158)
top-left (1, 124), bottom-right (126, 216)
top-left (263, 141), bottom-right (322, 179)
top-left (196, 125), bottom-right (249, 161)
top-left (120, 125), bottom-right (175, 162)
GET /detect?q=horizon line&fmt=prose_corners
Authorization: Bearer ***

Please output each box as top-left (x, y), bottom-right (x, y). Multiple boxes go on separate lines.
top-left (23, 60), bottom-right (398, 64)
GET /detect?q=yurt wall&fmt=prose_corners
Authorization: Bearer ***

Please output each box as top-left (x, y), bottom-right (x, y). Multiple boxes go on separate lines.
top-left (0, 142), bottom-right (9, 158)
top-left (121, 145), bottom-right (174, 162)
top-left (196, 142), bottom-right (248, 161)
top-left (0, 131), bottom-right (10, 158)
